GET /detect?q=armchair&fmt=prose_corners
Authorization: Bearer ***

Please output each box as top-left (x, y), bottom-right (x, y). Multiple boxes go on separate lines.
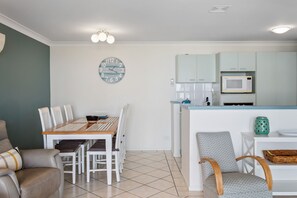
top-left (0, 120), bottom-right (64, 198)
top-left (196, 132), bottom-right (272, 198)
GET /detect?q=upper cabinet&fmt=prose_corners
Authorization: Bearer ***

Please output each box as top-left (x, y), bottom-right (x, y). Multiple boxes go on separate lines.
top-left (220, 52), bottom-right (256, 71)
top-left (256, 52), bottom-right (297, 105)
top-left (176, 54), bottom-right (217, 83)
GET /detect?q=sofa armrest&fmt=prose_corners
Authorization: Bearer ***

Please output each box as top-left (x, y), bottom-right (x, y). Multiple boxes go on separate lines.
top-left (20, 149), bottom-right (60, 168)
top-left (0, 168), bottom-right (20, 197)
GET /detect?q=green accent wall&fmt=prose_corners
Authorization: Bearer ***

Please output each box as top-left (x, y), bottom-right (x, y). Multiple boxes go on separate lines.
top-left (0, 23), bottom-right (50, 149)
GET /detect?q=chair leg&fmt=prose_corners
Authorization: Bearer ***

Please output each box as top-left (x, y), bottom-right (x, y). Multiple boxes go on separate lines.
top-left (87, 152), bottom-right (90, 182)
top-left (78, 148), bottom-right (82, 175)
top-left (72, 153), bottom-right (76, 184)
top-left (81, 145), bottom-right (85, 174)
top-left (92, 155), bottom-right (96, 173)
top-left (115, 153), bottom-right (120, 182)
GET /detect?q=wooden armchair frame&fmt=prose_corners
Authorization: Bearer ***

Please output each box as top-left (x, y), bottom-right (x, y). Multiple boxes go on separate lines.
top-left (199, 155), bottom-right (272, 196)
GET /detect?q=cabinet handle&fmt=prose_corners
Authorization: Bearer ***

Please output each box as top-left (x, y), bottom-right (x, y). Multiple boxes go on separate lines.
top-left (189, 79), bottom-right (195, 81)
top-left (230, 68), bottom-right (236, 70)
top-left (198, 79), bottom-right (205, 81)
top-left (240, 68), bottom-right (247, 70)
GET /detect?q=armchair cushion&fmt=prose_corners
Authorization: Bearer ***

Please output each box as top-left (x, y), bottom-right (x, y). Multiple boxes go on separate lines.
top-left (0, 148), bottom-right (22, 171)
top-left (197, 132), bottom-right (239, 179)
top-left (16, 168), bottom-right (61, 198)
top-left (20, 149), bottom-right (60, 169)
top-left (204, 172), bottom-right (272, 197)
top-left (0, 139), bottom-right (12, 153)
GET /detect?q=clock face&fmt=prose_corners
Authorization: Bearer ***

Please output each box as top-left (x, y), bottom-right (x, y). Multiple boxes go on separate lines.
top-left (98, 57), bottom-right (125, 84)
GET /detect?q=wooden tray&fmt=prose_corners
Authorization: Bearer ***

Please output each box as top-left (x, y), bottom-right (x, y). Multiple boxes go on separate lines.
top-left (263, 150), bottom-right (297, 164)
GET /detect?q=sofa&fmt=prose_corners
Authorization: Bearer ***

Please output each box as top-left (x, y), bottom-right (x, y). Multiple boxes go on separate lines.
top-left (0, 120), bottom-right (64, 198)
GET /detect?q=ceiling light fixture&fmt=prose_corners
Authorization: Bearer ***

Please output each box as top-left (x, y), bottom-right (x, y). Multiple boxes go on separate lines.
top-left (91, 30), bottom-right (115, 44)
top-left (271, 25), bottom-right (293, 34)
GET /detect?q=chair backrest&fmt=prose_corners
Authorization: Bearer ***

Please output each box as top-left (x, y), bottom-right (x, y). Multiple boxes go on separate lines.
top-left (123, 104), bottom-right (129, 136)
top-left (196, 132), bottom-right (239, 180)
top-left (115, 107), bottom-right (125, 149)
top-left (64, 104), bottom-right (74, 121)
top-left (0, 120), bottom-right (13, 153)
top-left (38, 107), bottom-right (53, 131)
top-left (51, 106), bottom-right (64, 126)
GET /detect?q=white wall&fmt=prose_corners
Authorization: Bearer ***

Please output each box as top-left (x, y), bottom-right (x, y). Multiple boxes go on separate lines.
top-left (50, 42), bottom-right (297, 150)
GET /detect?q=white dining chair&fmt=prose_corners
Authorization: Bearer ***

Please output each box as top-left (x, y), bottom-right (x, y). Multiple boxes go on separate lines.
top-left (39, 107), bottom-right (81, 184)
top-left (51, 106), bottom-right (64, 126)
top-left (120, 104), bottom-right (129, 172)
top-left (86, 107), bottom-right (125, 183)
top-left (64, 104), bottom-right (74, 122)
top-left (38, 107), bottom-right (53, 148)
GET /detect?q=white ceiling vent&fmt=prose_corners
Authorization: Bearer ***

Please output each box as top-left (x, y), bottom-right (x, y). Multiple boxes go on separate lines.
top-left (209, 5), bottom-right (231, 13)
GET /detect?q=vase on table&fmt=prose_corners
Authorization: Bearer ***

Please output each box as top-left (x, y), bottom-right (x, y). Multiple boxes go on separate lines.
top-left (254, 116), bottom-right (270, 135)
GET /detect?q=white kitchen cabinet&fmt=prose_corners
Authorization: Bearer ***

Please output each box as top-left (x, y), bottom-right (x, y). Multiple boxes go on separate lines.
top-left (176, 54), bottom-right (217, 83)
top-left (220, 52), bottom-right (256, 71)
top-left (256, 52), bottom-right (297, 105)
top-left (242, 133), bottom-right (297, 196)
top-left (176, 55), bottom-right (197, 83)
top-left (196, 54), bottom-right (216, 82)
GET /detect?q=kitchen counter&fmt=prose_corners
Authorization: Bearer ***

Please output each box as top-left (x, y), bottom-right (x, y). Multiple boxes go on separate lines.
top-left (183, 105), bottom-right (297, 110)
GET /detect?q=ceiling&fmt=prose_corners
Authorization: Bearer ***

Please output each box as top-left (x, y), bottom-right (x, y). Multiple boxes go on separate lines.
top-left (0, 0), bottom-right (297, 43)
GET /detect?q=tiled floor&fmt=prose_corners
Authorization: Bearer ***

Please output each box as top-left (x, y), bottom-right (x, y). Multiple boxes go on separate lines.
top-left (63, 151), bottom-right (203, 198)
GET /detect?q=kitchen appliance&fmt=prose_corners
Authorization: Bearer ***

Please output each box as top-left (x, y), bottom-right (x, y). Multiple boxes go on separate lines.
top-left (222, 76), bottom-right (253, 93)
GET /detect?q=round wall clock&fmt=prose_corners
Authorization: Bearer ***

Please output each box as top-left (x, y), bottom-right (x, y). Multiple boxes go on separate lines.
top-left (98, 57), bottom-right (125, 84)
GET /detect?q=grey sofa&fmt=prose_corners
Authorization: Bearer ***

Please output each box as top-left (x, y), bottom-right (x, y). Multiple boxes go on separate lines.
top-left (0, 120), bottom-right (64, 198)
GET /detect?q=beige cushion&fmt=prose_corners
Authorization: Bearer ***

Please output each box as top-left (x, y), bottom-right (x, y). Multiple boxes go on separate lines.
top-left (16, 168), bottom-right (61, 198)
top-left (0, 148), bottom-right (22, 171)
top-left (0, 139), bottom-right (13, 153)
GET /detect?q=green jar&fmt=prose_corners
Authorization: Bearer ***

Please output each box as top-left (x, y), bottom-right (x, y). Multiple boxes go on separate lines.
top-left (254, 116), bottom-right (270, 135)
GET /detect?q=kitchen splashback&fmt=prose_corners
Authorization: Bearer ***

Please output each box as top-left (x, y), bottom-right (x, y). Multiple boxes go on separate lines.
top-left (174, 83), bottom-right (220, 105)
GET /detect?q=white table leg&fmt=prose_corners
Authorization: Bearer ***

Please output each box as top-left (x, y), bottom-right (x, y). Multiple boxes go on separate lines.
top-left (106, 135), bottom-right (112, 185)
top-left (47, 136), bottom-right (55, 149)
top-left (43, 135), bottom-right (47, 149)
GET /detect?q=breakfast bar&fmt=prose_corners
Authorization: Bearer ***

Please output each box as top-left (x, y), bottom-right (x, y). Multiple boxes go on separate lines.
top-left (180, 105), bottom-right (297, 194)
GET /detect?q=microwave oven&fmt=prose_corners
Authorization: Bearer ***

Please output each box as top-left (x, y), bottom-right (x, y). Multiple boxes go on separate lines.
top-left (221, 76), bottom-right (253, 93)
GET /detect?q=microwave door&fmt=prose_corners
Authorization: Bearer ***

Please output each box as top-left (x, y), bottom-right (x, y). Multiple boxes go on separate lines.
top-left (223, 79), bottom-right (243, 92)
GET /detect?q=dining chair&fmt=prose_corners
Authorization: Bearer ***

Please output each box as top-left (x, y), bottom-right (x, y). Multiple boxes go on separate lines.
top-left (50, 106), bottom-right (64, 126)
top-left (64, 104), bottom-right (74, 122)
top-left (196, 131), bottom-right (272, 198)
top-left (120, 104), bottom-right (129, 172)
top-left (86, 107), bottom-right (125, 183)
top-left (38, 107), bottom-right (81, 184)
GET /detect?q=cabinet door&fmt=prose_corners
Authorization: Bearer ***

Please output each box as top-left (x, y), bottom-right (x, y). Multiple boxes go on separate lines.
top-left (176, 55), bottom-right (196, 83)
top-left (276, 52), bottom-right (297, 105)
top-left (196, 54), bottom-right (216, 82)
top-left (220, 53), bottom-right (238, 71)
top-left (256, 52), bottom-right (297, 105)
top-left (256, 52), bottom-right (277, 105)
top-left (238, 52), bottom-right (256, 71)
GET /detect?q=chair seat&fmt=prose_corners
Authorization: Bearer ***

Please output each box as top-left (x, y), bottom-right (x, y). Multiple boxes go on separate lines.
top-left (59, 139), bottom-right (86, 144)
top-left (55, 141), bottom-right (81, 153)
top-left (204, 172), bottom-right (270, 196)
top-left (88, 140), bottom-right (119, 152)
top-left (16, 168), bottom-right (61, 198)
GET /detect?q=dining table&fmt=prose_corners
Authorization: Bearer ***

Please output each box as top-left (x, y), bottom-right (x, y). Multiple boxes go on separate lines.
top-left (41, 117), bottom-right (119, 185)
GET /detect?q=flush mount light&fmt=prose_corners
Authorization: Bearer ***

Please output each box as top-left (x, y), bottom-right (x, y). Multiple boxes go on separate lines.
top-left (106, 34), bottom-right (115, 44)
top-left (209, 5), bottom-right (231, 13)
top-left (271, 25), bottom-right (293, 34)
top-left (91, 30), bottom-right (115, 44)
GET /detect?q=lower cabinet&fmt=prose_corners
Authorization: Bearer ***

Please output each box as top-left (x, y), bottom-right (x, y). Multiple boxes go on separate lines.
top-left (242, 133), bottom-right (297, 196)
top-left (256, 52), bottom-right (297, 105)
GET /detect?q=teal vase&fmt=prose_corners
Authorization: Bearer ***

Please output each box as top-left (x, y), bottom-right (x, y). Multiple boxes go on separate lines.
top-left (254, 116), bottom-right (270, 135)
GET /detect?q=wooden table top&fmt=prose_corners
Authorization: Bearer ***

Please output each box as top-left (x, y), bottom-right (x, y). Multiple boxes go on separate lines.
top-left (41, 117), bottom-right (118, 135)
